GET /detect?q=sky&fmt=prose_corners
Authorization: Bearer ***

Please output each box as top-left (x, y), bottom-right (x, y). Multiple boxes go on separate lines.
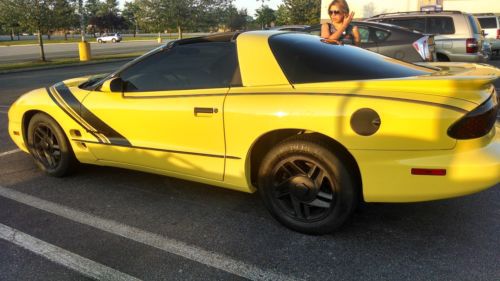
top-left (119, 0), bottom-right (283, 18)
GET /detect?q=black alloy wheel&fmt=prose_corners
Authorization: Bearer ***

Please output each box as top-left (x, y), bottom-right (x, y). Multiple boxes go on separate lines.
top-left (27, 113), bottom-right (77, 177)
top-left (258, 135), bottom-right (357, 234)
top-left (271, 157), bottom-right (336, 222)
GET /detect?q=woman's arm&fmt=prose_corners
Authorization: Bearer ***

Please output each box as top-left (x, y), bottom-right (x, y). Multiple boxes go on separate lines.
top-left (352, 25), bottom-right (360, 46)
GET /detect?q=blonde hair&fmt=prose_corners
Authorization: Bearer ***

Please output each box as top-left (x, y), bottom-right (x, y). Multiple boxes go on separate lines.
top-left (328, 0), bottom-right (350, 14)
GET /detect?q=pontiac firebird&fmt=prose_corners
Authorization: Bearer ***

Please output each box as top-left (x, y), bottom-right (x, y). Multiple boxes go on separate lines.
top-left (8, 31), bottom-right (500, 234)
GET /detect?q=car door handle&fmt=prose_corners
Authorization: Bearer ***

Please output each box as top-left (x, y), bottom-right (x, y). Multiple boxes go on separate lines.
top-left (194, 107), bottom-right (218, 115)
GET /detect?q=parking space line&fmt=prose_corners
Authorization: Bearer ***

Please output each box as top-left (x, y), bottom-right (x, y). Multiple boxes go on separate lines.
top-left (0, 105), bottom-right (9, 108)
top-left (0, 149), bottom-right (21, 157)
top-left (0, 186), bottom-right (301, 281)
top-left (0, 110), bottom-right (6, 114)
top-left (0, 223), bottom-right (141, 281)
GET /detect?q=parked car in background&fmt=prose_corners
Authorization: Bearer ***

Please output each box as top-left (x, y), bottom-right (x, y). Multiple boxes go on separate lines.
top-left (367, 11), bottom-right (488, 62)
top-left (269, 25), bottom-right (310, 31)
top-left (475, 14), bottom-right (500, 56)
top-left (97, 33), bottom-right (122, 43)
top-left (303, 21), bottom-right (435, 62)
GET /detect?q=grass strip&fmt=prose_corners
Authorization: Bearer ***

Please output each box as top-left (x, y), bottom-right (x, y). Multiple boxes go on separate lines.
top-left (0, 35), bottom-right (195, 46)
top-left (0, 52), bottom-right (142, 71)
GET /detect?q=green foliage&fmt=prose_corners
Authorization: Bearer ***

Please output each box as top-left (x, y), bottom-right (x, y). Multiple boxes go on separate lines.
top-left (283, 0), bottom-right (321, 25)
top-left (275, 4), bottom-right (290, 26)
top-left (255, 5), bottom-right (276, 29)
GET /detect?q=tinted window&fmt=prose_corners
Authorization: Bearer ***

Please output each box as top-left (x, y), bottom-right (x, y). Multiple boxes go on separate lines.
top-left (385, 18), bottom-right (426, 32)
top-left (467, 15), bottom-right (481, 34)
top-left (478, 17), bottom-right (497, 28)
top-left (119, 42), bottom-right (238, 92)
top-left (269, 33), bottom-right (433, 84)
top-left (357, 26), bottom-right (371, 43)
top-left (427, 17), bottom-right (455, 34)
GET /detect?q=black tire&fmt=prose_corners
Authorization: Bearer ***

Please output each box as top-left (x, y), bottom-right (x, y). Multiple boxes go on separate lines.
top-left (258, 135), bottom-right (358, 235)
top-left (112, 38), bottom-right (116, 43)
top-left (98, 39), bottom-right (102, 43)
top-left (27, 113), bottom-right (77, 177)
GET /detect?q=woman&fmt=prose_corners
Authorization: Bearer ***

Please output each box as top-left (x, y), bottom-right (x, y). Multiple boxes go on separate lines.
top-left (321, 0), bottom-right (360, 46)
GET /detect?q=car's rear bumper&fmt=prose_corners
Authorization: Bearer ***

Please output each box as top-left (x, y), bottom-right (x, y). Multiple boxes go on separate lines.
top-left (353, 128), bottom-right (499, 202)
top-left (448, 52), bottom-right (489, 62)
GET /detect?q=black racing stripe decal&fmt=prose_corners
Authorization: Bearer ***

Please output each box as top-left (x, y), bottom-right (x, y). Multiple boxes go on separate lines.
top-left (121, 91), bottom-right (468, 113)
top-left (73, 139), bottom-right (241, 160)
top-left (54, 83), bottom-right (132, 146)
top-left (46, 87), bottom-right (104, 143)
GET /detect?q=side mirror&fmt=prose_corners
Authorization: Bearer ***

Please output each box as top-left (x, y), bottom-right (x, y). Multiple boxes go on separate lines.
top-left (100, 77), bottom-right (125, 93)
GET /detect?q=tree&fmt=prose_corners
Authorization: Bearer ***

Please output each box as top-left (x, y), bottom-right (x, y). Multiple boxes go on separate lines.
top-left (0, 0), bottom-right (23, 40)
top-left (122, 0), bottom-right (140, 36)
top-left (255, 5), bottom-right (275, 29)
top-left (227, 7), bottom-right (248, 31)
top-left (275, 4), bottom-right (290, 26)
top-left (283, 0), bottom-right (321, 25)
top-left (15, 0), bottom-right (52, 61)
top-left (48, 0), bottom-right (79, 40)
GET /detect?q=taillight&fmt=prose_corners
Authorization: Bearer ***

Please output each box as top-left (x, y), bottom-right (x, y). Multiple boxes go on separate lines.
top-left (448, 92), bottom-right (498, 140)
top-left (466, 38), bottom-right (478, 53)
top-left (497, 29), bottom-right (500, 39)
top-left (413, 36), bottom-right (432, 61)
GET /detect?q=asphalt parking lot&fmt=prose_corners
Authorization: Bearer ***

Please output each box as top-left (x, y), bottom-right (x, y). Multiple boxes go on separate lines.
top-left (0, 60), bottom-right (499, 281)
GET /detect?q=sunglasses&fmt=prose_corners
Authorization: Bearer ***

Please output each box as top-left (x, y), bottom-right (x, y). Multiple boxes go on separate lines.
top-left (329, 10), bottom-right (342, 15)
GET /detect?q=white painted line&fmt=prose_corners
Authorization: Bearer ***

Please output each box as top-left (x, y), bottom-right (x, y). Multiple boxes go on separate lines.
top-left (0, 186), bottom-right (301, 281)
top-left (0, 110), bottom-right (6, 114)
top-left (0, 149), bottom-right (21, 157)
top-left (0, 105), bottom-right (9, 108)
top-left (0, 223), bottom-right (141, 281)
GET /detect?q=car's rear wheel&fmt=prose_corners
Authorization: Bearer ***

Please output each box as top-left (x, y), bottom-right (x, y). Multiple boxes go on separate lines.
top-left (27, 113), bottom-right (77, 177)
top-left (258, 135), bottom-right (357, 235)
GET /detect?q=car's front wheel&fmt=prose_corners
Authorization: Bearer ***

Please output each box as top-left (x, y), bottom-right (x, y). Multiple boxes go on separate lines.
top-left (27, 113), bottom-right (77, 177)
top-left (258, 135), bottom-right (358, 235)
top-left (97, 39), bottom-right (102, 43)
top-left (112, 38), bottom-right (116, 43)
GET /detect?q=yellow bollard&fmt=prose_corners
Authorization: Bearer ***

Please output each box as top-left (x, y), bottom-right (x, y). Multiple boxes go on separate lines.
top-left (157, 37), bottom-right (162, 44)
top-left (78, 41), bottom-right (91, 61)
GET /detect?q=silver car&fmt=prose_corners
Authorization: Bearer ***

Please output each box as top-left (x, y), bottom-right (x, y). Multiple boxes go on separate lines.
top-left (367, 11), bottom-right (488, 62)
top-left (96, 33), bottom-right (122, 43)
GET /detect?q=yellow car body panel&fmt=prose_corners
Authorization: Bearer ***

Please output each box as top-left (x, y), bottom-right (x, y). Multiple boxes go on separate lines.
top-left (7, 31), bottom-right (500, 202)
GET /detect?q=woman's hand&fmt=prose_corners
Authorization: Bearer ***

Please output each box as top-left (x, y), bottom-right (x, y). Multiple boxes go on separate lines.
top-left (342, 11), bottom-right (355, 28)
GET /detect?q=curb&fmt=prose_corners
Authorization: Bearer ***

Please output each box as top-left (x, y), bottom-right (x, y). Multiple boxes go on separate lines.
top-left (0, 57), bottom-right (135, 75)
top-left (0, 39), bottom-right (161, 48)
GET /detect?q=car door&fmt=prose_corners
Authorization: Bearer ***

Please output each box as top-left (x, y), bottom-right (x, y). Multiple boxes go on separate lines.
top-left (81, 42), bottom-right (239, 181)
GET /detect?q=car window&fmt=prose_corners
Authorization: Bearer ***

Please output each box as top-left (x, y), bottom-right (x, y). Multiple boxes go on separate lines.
top-left (307, 27), bottom-right (321, 36)
top-left (374, 29), bottom-right (390, 42)
top-left (269, 33), bottom-right (433, 84)
top-left (384, 18), bottom-right (426, 32)
top-left (357, 26), bottom-right (371, 43)
top-left (477, 17), bottom-right (497, 28)
top-left (427, 17), bottom-right (455, 35)
top-left (119, 42), bottom-right (238, 92)
top-left (467, 15), bottom-right (481, 34)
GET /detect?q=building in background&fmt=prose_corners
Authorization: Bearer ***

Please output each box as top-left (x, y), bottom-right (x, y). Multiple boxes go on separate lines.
top-left (320, 0), bottom-right (499, 21)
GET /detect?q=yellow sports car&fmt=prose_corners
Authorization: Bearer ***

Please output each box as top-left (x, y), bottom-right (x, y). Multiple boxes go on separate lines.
top-left (8, 31), bottom-right (500, 234)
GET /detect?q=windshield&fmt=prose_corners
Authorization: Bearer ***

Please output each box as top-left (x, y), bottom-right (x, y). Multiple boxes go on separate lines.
top-left (269, 33), bottom-right (434, 84)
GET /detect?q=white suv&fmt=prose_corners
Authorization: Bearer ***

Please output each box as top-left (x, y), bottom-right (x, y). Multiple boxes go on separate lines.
top-left (96, 33), bottom-right (122, 43)
top-left (368, 11), bottom-right (488, 62)
top-left (476, 14), bottom-right (500, 56)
